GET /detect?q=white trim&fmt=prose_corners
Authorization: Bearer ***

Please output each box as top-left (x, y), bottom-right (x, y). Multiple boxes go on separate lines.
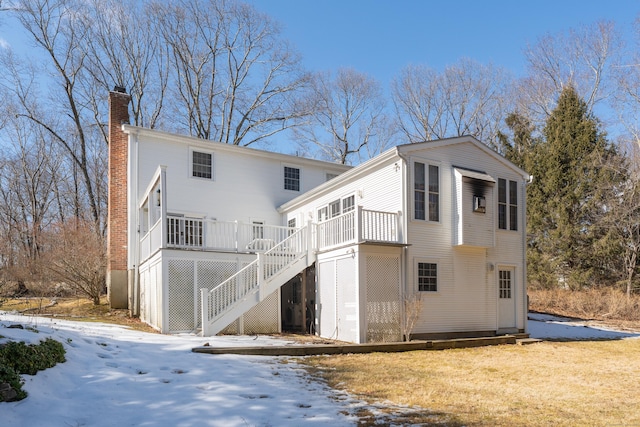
top-left (282, 163), bottom-right (302, 192)
top-left (414, 258), bottom-right (440, 294)
top-left (410, 157), bottom-right (441, 223)
top-left (189, 147), bottom-right (215, 181)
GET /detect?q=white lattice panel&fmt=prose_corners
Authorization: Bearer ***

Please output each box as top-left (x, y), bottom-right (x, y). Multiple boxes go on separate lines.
top-left (243, 290), bottom-right (279, 334)
top-left (167, 259), bottom-right (195, 332)
top-left (366, 255), bottom-right (401, 342)
top-left (195, 260), bottom-right (241, 329)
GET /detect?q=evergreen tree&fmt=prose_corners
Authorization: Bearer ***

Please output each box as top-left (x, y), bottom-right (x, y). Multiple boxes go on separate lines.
top-left (527, 86), bottom-right (621, 289)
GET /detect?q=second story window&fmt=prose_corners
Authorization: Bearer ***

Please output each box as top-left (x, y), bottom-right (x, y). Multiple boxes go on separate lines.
top-left (342, 195), bottom-right (355, 213)
top-left (498, 178), bottom-right (518, 231)
top-left (414, 162), bottom-right (439, 222)
top-left (192, 151), bottom-right (212, 179)
top-left (284, 166), bottom-right (300, 191)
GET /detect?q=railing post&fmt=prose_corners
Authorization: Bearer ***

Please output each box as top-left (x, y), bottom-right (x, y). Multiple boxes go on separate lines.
top-left (257, 252), bottom-right (265, 301)
top-left (396, 210), bottom-right (402, 243)
top-left (160, 166), bottom-right (167, 249)
top-left (200, 288), bottom-right (209, 336)
top-left (306, 221), bottom-right (314, 261)
top-left (356, 206), bottom-right (363, 243)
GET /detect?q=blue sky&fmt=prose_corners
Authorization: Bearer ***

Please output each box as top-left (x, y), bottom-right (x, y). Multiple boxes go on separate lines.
top-left (250, 0), bottom-right (639, 85)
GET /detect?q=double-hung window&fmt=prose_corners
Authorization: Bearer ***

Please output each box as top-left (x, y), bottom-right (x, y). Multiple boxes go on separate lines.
top-left (498, 178), bottom-right (518, 231)
top-left (414, 162), bottom-right (439, 222)
top-left (192, 151), bottom-right (212, 179)
top-left (417, 262), bottom-right (438, 292)
top-left (342, 195), bottom-right (355, 213)
top-left (284, 166), bottom-right (300, 191)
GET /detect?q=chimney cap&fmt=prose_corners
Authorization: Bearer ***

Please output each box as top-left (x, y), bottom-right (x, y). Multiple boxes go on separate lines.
top-left (113, 85), bottom-right (127, 94)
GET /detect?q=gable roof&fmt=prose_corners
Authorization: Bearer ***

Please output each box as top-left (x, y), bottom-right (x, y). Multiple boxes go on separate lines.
top-left (397, 135), bottom-right (529, 179)
top-left (279, 135), bottom-right (530, 213)
top-left (121, 124), bottom-right (352, 173)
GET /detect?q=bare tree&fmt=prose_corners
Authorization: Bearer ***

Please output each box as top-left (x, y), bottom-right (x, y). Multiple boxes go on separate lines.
top-left (151, 0), bottom-right (310, 146)
top-left (80, 0), bottom-right (168, 133)
top-left (44, 220), bottom-right (106, 305)
top-left (7, 0), bottom-right (105, 232)
top-left (595, 142), bottom-right (640, 296)
top-left (0, 113), bottom-right (61, 294)
top-left (612, 17), bottom-right (640, 151)
top-left (518, 20), bottom-right (623, 127)
top-left (392, 59), bottom-right (512, 150)
top-left (294, 67), bottom-right (391, 164)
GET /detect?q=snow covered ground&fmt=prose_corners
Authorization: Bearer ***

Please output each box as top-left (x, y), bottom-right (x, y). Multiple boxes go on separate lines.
top-left (1, 311), bottom-right (639, 427)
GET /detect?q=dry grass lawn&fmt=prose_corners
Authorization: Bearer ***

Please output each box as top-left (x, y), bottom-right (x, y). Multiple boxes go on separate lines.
top-left (0, 297), bottom-right (157, 332)
top-left (305, 339), bottom-right (640, 426)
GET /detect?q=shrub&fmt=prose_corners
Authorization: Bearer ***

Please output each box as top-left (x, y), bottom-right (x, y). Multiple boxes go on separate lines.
top-left (0, 338), bottom-right (66, 401)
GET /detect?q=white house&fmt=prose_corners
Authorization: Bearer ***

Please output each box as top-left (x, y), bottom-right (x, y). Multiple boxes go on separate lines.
top-left (107, 89), bottom-right (531, 343)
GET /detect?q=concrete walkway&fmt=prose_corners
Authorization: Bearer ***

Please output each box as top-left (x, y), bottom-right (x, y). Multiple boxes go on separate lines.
top-left (193, 334), bottom-right (539, 356)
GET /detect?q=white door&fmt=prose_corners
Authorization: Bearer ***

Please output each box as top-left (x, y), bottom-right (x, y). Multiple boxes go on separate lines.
top-left (317, 261), bottom-right (337, 339)
top-left (498, 268), bottom-right (516, 330)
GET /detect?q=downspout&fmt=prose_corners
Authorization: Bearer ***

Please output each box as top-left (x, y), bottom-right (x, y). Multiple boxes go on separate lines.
top-left (130, 129), bottom-right (140, 317)
top-left (522, 174), bottom-right (534, 332)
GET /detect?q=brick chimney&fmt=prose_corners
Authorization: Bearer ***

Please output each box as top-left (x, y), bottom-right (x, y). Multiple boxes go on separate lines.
top-left (107, 86), bottom-right (131, 309)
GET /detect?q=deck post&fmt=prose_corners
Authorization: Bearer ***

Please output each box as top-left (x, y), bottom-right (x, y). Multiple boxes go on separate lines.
top-left (356, 206), bottom-right (363, 243)
top-left (159, 166), bottom-right (167, 249)
top-left (200, 288), bottom-right (209, 336)
top-left (306, 221), bottom-right (314, 261)
top-left (257, 252), bottom-right (266, 301)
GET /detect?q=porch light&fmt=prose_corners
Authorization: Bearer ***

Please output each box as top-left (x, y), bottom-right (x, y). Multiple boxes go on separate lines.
top-left (156, 188), bottom-right (161, 206)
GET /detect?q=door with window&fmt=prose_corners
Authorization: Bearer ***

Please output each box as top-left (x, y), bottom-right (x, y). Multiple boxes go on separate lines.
top-left (498, 267), bottom-right (516, 330)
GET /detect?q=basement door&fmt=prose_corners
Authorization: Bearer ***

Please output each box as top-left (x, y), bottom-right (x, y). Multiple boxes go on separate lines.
top-left (497, 267), bottom-right (516, 330)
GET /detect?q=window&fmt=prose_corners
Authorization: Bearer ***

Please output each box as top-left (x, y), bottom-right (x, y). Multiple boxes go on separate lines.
top-left (192, 151), bottom-right (212, 179)
top-left (326, 172), bottom-right (339, 181)
top-left (317, 206), bottom-right (328, 222)
top-left (414, 162), bottom-right (439, 221)
top-left (252, 221), bottom-right (264, 239)
top-left (342, 195), bottom-right (355, 213)
top-left (329, 199), bottom-right (341, 218)
top-left (499, 270), bottom-right (512, 299)
top-left (284, 166), bottom-right (300, 191)
top-left (429, 165), bottom-right (439, 221)
top-left (498, 178), bottom-right (518, 230)
top-left (418, 262), bottom-right (438, 292)
top-left (287, 218), bottom-right (296, 229)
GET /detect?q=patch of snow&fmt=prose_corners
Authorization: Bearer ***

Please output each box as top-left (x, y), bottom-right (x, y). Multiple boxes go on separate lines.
top-left (0, 313), bottom-right (358, 427)
top-left (528, 312), bottom-right (640, 340)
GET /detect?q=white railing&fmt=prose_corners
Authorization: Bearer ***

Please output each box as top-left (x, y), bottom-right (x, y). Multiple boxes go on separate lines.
top-left (166, 215), bottom-right (295, 252)
top-left (201, 226), bottom-right (309, 336)
top-left (361, 209), bottom-right (399, 242)
top-left (317, 207), bottom-right (400, 250)
top-left (140, 218), bottom-right (163, 261)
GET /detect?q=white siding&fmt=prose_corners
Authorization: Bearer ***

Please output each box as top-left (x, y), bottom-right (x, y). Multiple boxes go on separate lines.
top-left (401, 140), bottom-right (527, 335)
top-left (283, 156), bottom-right (403, 230)
top-left (132, 132), bottom-right (348, 228)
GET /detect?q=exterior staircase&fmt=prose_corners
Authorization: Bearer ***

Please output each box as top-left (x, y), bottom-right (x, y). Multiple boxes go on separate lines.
top-left (200, 226), bottom-right (314, 336)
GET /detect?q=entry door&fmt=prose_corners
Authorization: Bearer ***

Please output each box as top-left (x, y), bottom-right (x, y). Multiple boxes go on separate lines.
top-left (498, 268), bottom-right (516, 329)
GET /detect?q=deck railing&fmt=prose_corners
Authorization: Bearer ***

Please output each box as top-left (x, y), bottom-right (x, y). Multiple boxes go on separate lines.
top-left (139, 207), bottom-right (400, 263)
top-left (139, 216), bottom-right (297, 263)
top-left (316, 207), bottom-right (400, 250)
top-left (201, 226), bottom-right (310, 335)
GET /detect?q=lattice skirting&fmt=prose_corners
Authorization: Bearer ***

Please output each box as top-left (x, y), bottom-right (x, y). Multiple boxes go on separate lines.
top-left (365, 255), bottom-right (402, 342)
top-left (164, 258), bottom-right (279, 334)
